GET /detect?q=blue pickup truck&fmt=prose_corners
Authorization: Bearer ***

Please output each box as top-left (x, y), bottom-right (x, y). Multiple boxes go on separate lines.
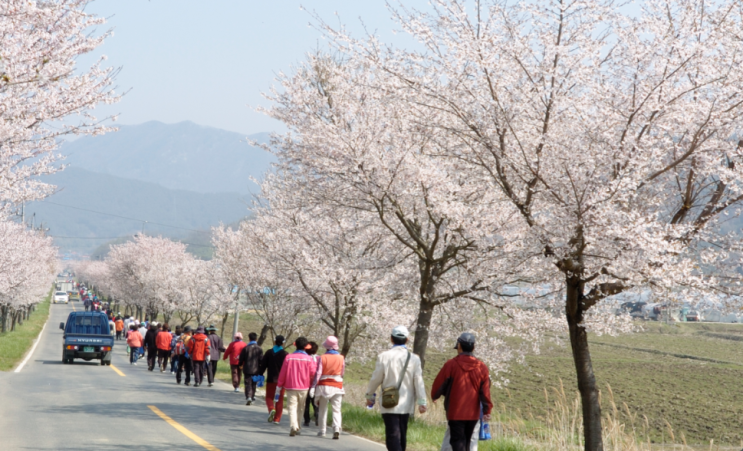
top-left (59, 311), bottom-right (114, 365)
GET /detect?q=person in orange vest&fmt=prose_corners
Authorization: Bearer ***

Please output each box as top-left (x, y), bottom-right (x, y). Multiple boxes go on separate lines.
top-left (187, 326), bottom-right (210, 387)
top-left (310, 336), bottom-right (345, 440)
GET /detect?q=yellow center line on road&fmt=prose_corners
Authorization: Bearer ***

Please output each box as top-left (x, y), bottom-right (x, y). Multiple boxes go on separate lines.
top-left (71, 302), bottom-right (76, 311)
top-left (109, 364), bottom-right (125, 377)
top-left (148, 405), bottom-right (222, 451)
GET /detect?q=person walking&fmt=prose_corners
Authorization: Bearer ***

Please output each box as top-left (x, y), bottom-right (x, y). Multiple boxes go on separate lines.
top-left (276, 337), bottom-right (317, 437)
top-left (206, 325), bottom-right (225, 387)
top-left (303, 341), bottom-right (320, 428)
top-left (311, 336), bottom-right (345, 439)
top-left (238, 332), bottom-right (263, 404)
top-left (115, 317), bottom-right (124, 341)
top-left (261, 335), bottom-right (288, 425)
top-left (366, 326), bottom-right (428, 451)
top-left (176, 326), bottom-right (193, 385)
top-left (223, 332), bottom-right (248, 393)
top-left (431, 333), bottom-right (493, 451)
top-left (144, 323), bottom-right (159, 371)
top-left (156, 324), bottom-right (173, 372)
top-left (170, 325), bottom-right (182, 374)
top-left (188, 326), bottom-right (210, 387)
top-left (126, 324), bottom-right (143, 365)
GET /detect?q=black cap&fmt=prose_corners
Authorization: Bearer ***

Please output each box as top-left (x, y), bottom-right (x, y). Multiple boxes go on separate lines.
top-left (454, 332), bottom-right (476, 349)
top-left (184, 326), bottom-right (192, 332)
top-left (275, 335), bottom-right (285, 345)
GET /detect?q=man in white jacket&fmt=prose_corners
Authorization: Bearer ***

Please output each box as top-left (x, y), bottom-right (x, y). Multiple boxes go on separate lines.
top-left (366, 326), bottom-right (427, 451)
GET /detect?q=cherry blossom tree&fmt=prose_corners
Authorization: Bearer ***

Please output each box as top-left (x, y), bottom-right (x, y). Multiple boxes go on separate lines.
top-left (320, 0), bottom-right (743, 448)
top-left (0, 0), bottom-right (119, 214)
top-left (0, 221), bottom-right (56, 332)
top-left (214, 222), bottom-right (314, 344)
top-left (263, 54), bottom-right (532, 367)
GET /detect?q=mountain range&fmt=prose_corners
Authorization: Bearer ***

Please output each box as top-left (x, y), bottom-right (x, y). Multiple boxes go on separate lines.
top-left (60, 121), bottom-right (273, 194)
top-left (25, 121), bottom-right (274, 256)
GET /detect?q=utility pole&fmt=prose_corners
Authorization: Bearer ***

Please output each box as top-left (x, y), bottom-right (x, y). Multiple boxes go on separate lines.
top-left (231, 287), bottom-right (240, 338)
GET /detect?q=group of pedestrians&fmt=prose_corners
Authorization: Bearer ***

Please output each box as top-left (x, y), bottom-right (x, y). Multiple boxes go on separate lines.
top-left (363, 326), bottom-right (493, 451)
top-left (124, 320), bottom-right (225, 387)
top-left (219, 332), bottom-right (347, 440)
top-left (122, 318), bottom-right (491, 451)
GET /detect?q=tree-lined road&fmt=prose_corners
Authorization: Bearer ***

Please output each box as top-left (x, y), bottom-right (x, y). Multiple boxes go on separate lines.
top-left (0, 303), bottom-right (380, 451)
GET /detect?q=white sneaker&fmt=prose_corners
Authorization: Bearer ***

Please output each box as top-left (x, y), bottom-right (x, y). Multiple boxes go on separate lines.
top-left (234, 388), bottom-right (240, 393)
top-left (317, 431), bottom-right (325, 437)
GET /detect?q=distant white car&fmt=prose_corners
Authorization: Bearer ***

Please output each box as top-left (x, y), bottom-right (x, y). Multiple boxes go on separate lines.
top-left (53, 291), bottom-right (69, 304)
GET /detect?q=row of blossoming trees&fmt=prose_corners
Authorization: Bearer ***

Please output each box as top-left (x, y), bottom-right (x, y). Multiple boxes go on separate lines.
top-left (57, 0), bottom-right (743, 448)
top-left (224, 1), bottom-right (743, 449)
top-left (74, 235), bottom-right (236, 330)
top-left (0, 1), bottom-right (118, 333)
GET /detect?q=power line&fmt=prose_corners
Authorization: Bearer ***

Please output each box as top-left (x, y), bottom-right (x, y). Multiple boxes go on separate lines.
top-left (48, 234), bottom-right (214, 249)
top-left (37, 201), bottom-right (211, 234)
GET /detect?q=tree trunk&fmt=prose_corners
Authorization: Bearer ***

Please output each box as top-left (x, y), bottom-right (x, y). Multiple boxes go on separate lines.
top-left (11, 309), bottom-right (17, 331)
top-left (566, 280), bottom-right (604, 451)
top-left (256, 324), bottom-right (270, 346)
top-left (412, 299), bottom-right (435, 369)
top-left (1, 305), bottom-right (7, 333)
top-left (220, 312), bottom-right (229, 340)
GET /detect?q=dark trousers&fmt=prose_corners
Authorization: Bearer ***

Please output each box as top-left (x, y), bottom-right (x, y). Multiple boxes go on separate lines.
top-left (231, 365), bottom-right (242, 389)
top-left (193, 360), bottom-right (206, 385)
top-left (244, 373), bottom-right (259, 399)
top-left (115, 331), bottom-right (122, 340)
top-left (157, 350), bottom-right (170, 370)
top-left (382, 413), bottom-right (410, 451)
top-left (303, 390), bottom-right (317, 425)
top-left (147, 348), bottom-right (157, 370)
top-left (448, 420), bottom-right (478, 451)
top-left (207, 360), bottom-right (217, 384)
top-left (176, 356), bottom-right (192, 384)
top-left (171, 354), bottom-right (178, 373)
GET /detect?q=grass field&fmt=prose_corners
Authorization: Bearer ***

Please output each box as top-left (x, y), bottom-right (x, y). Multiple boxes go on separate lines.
top-left (199, 313), bottom-right (743, 448)
top-left (0, 290), bottom-right (52, 371)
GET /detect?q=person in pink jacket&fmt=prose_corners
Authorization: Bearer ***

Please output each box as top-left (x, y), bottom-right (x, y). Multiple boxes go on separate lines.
top-left (277, 337), bottom-right (317, 437)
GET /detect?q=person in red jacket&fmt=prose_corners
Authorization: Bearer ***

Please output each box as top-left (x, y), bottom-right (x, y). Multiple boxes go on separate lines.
top-left (187, 326), bottom-right (210, 387)
top-left (156, 324), bottom-right (173, 372)
top-left (223, 332), bottom-right (248, 392)
top-left (431, 333), bottom-right (493, 451)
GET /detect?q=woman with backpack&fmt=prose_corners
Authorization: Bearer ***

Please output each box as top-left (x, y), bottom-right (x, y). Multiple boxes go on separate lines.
top-left (170, 326), bottom-right (182, 374)
top-left (176, 326), bottom-right (193, 385)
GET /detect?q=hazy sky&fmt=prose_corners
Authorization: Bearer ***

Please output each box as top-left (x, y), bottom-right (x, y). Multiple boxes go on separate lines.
top-left (85, 1), bottom-right (425, 136)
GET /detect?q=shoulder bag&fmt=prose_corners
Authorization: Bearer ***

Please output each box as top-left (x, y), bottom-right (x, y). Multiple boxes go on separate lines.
top-left (382, 350), bottom-right (411, 408)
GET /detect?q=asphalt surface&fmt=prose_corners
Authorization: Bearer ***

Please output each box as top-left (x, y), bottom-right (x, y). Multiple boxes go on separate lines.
top-left (0, 302), bottom-right (382, 451)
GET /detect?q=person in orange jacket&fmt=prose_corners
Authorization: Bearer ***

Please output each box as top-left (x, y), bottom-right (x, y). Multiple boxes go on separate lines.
top-left (114, 317), bottom-right (124, 341)
top-left (187, 326), bottom-right (210, 387)
top-left (156, 324), bottom-right (173, 373)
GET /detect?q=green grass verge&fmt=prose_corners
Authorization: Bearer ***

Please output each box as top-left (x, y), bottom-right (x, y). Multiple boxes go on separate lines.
top-left (341, 403), bottom-right (534, 451)
top-left (0, 291), bottom-right (52, 371)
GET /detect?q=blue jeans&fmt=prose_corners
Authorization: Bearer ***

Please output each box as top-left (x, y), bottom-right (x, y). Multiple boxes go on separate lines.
top-left (130, 347), bottom-right (140, 363)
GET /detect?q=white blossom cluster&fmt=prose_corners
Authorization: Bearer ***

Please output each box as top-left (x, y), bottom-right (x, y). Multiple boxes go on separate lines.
top-left (0, 0), bottom-right (118, 328)
top-left (75, 235), bottom-right (233, 326)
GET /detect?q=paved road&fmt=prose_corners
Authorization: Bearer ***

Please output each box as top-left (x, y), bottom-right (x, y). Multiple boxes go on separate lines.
top-left (0, 302), bottom-right (382, 451)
